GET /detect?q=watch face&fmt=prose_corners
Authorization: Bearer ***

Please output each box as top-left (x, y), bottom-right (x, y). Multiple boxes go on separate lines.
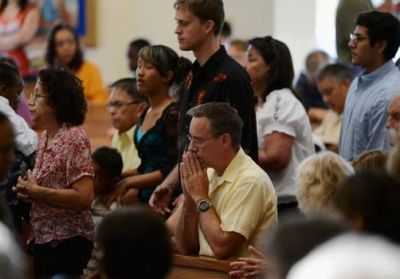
top-left (198, 200), bottom-right (211, 212)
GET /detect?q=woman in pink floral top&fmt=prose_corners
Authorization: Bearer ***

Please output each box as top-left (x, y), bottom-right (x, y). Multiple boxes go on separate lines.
top-left (15, 68), bottom-right (95, 278)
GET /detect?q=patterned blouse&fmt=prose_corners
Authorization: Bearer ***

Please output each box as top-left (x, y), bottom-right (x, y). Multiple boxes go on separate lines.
top-left (31, 126), bottom-right (95, 245)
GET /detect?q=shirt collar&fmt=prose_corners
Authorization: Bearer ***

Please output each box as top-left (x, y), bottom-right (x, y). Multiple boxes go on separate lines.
top-left (358, 60), bottom-right (396, 85)
top-left (117, 125), bottom-right (135, 138)
top-left (209, 148), bottom-right (246, 193)
top-left (192, 45), bottom-right (227, 74)
top-left (0, 96), bottom-right (10, 106)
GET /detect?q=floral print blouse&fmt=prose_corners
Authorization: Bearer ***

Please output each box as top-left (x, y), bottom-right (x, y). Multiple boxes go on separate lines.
top-left (31, 126), bottom-right (95, 245)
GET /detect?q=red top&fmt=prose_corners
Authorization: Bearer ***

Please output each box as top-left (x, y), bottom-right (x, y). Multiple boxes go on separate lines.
top-left (0, 5), bottom-right (35, 76)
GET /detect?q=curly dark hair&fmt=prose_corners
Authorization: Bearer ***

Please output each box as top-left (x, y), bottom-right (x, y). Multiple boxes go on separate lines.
top-left (0, 0), bottom-right (28, 13)
top-left (249, 36), bottom-right (295, 101)
top-left (38, 68), bottom-right (87, 126)
top-left (45, 23), bottom-right (84, 71)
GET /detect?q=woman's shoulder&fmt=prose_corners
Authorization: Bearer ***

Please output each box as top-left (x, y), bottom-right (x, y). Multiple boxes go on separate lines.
top-left (61, 126), bottom-right (90, 144)
top-left (269, 89), bottom-right (304, 108)
top-left (164, 101), bottom-right (178, 112)
top-left (260, 88), bottom-right (307, 121)
top-left (77, 60), bottom-right (101, 74)
top-left (268, 88), bottom-right (296, 100)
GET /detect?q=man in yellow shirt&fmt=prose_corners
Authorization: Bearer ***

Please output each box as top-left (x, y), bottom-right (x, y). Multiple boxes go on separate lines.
top-left (108, 78), bottom-right (147, 173)
top-left (174, 103), bottom-right (277, 259)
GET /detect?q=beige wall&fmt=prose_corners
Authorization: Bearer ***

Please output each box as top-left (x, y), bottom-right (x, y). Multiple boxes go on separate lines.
top-left (86, 0), bottom-right (317, 84)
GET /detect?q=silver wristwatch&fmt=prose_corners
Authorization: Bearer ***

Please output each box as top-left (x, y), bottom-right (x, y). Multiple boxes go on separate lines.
top-left (197, 199), bottom-right (212, 213)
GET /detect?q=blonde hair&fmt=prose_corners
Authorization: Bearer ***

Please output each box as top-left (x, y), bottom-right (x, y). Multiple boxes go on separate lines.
top-left (296, 151), bottom-right (354, 216)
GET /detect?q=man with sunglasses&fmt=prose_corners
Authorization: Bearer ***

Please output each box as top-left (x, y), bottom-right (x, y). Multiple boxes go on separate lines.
top-left (339, 11), bottom-right (400, 161)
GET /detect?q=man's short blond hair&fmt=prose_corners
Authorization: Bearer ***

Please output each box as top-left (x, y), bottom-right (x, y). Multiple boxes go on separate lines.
top-left (296, 151), bottom-right (354, 217)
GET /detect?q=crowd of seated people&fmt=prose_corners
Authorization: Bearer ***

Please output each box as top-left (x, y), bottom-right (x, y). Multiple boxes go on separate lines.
top-left (1, 0), bottom-right (400, 279)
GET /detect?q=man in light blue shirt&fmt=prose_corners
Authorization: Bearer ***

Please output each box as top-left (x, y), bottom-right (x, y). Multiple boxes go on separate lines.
top-left (339, 11), bottom-right (400, 161)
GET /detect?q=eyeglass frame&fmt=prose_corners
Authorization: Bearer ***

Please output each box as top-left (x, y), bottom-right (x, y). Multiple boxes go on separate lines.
top-left (29, 90), bottom-right (47, 102)
top-left (349, 33), bottom-right (369, 45)
top-left (186, 133), bottom-right (223, 148)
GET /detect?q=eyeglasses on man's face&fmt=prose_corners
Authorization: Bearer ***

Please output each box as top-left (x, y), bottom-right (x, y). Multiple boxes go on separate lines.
top-left (349, 33), bottom-right (369, 45)
top-left (187, 134), bottom-right (219, 148)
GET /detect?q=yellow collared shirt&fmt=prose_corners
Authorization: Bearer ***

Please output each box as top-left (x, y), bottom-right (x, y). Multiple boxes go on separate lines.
top-left (198, 148), bottom-right (278, 257)
top-left (111, 125), bottom-right (141, 172)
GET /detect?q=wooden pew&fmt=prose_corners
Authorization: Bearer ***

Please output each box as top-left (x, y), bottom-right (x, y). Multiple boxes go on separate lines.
top-left (167, 254), bottom-right (232, 279)
top-left (83, 103), bottom-right (112, 148)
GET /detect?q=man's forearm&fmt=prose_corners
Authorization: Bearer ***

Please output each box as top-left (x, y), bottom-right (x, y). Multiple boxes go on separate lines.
top-left (175, 199), bottom-right (199, 255)
top-left (199, 208), bottom-right (244, 259)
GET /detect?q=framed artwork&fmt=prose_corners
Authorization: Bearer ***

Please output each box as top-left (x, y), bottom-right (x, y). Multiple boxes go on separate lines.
top-left (26, 0), bottom-right (97, 71)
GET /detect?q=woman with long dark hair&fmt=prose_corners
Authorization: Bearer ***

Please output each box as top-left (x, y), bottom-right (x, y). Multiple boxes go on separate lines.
top-left (246, 36), bottom-right (314, 215)
top-left (45, 23), bottom-right (107, 103)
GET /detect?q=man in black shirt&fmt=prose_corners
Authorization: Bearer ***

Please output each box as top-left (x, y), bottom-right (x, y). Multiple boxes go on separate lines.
top-left (149, 0), bottom-right (258, 215)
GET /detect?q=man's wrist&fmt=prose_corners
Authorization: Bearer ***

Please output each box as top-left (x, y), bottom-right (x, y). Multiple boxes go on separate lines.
top-left (193, 194), bottom-right (209, 204)
top-left (196, 198), bottom-right (213, 213)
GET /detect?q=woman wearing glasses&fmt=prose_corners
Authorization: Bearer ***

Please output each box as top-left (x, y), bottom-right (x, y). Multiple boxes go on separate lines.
top-left (116, 45), bottom-right (185, 205)
top-left (15, 68), bottom-right (94, 278)
top-left (45, 23), bottom-right (107, 103)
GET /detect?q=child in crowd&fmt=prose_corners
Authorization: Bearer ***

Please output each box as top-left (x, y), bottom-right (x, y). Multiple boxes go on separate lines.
top-left (91, 146), bottom-right (123, 226)
top-left (83, 146), bottom-right (123, 278)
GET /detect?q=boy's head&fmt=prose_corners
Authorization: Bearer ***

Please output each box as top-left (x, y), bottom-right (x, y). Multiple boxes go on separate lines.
top-left (107, 78), bottom-right (147, 133)
top-left (92, 147), bottom-right (123, 195)
top-left (0, 58), bottom-right (24, 110)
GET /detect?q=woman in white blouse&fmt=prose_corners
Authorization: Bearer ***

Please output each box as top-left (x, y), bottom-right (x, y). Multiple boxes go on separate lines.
top-left (246, 36), bottom-right (314, 216)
